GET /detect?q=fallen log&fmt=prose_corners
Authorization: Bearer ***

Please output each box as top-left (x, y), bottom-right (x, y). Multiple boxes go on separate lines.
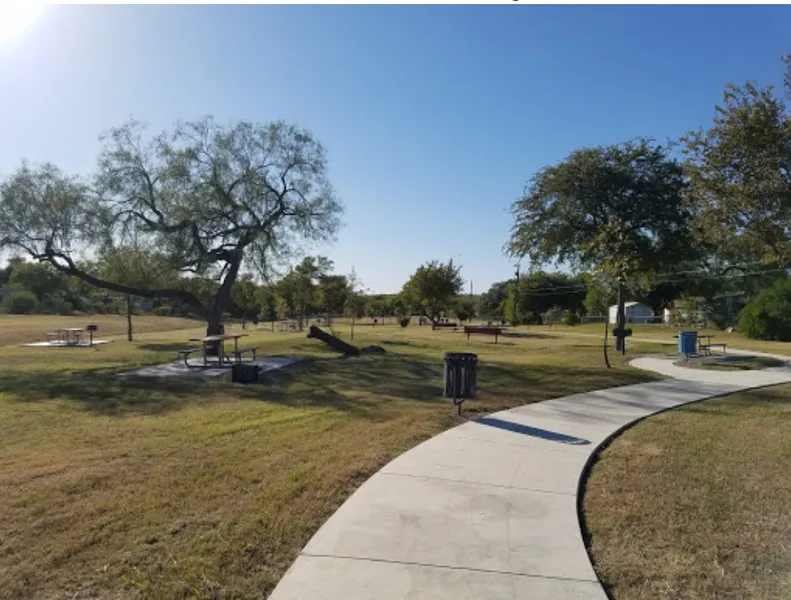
top-left (306, 325), bottom-right (361, 356)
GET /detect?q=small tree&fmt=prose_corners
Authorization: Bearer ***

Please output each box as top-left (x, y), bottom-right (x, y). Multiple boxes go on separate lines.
top-left (502, 284), bottom-right (520, 326)
top-left (345, 267), bottom-right (366, 340)
top-left (400, 260), bottom-right (463, 323)
top-left (316, 274), bottom-right (349, 325)
top-left (455, 299), bottom-right (476, 323)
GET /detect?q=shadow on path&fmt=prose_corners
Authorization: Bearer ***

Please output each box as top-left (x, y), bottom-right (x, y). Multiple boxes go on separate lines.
top-left (474, 416), bottom-right (591, 445)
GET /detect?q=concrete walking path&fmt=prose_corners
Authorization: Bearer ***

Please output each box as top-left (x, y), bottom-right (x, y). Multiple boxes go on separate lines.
top-left (268, 356), bottom-right (791, 600)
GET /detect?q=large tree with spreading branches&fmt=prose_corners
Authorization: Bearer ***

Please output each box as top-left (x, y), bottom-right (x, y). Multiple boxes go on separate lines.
top-left (0, 117), bottom-right (343, 334)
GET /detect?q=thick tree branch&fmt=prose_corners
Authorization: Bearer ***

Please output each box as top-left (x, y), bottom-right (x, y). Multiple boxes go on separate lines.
top-left (41, 247), bottom-right (207, 314)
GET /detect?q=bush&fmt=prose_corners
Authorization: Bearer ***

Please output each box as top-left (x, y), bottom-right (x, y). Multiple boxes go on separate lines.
top-left (41, 294), bottom-right (75, 315)
top-left (561, 310), bottom-right (581, 326)
top-left (739, 278), bottom-right (791, 341)
top-left (3, 289), bottom-right (38, 314)
top-left (398, 316), bottom-right (411, 328)
top-left (154, 305), bottom-right (173, 317)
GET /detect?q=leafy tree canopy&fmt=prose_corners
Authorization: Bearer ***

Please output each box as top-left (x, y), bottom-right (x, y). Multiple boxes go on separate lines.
top-left (682, 58), bottom-right (791, 267)
top-left (507, 139), bottom-right (694, 283)
top-left (400, 260), bottom-right (463, 322)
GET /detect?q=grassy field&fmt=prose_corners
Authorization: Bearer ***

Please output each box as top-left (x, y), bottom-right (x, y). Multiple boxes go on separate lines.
top-left (0, 316), bottom-right (662, 600)
top-left (583, 384), bottom-right (791, 600)
top-left (0, 314), bottom-right (203, 346)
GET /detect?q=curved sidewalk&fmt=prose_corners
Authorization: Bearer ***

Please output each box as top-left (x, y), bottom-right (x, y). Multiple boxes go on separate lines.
top-left (269, 357), bottom-right (791, 600)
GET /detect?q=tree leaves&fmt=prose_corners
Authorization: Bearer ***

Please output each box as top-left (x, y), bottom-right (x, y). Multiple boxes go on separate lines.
top-left (0, 117), bottom-right (343, 322)
top-left (507, 139), bottom-right (693, 281)
top-left (681, 81), bottom-right (791, 266)
top-left (400, 260), bottom-right (464, 322)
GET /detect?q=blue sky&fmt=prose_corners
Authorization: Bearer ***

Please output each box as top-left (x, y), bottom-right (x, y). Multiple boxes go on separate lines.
top-left (1, 5), bottom-right (789, 294)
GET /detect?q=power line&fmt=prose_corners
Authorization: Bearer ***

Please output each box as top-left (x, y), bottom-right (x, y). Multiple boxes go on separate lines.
top-left (509, 266), bottom-right (789, 298)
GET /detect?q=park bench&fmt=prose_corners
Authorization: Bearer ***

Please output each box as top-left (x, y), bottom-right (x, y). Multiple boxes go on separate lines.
top-left (177, 347), bottom-right (205, 367)
top-left (231, 346), bottom-right (258, 362)
top-left (432, 322), bottom-right (458, 330)
top-left (464, 325), bottom-right (502, 343)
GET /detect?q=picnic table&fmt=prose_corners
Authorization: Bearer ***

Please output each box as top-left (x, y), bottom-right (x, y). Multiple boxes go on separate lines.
top-left (178, 333), bottom-right (258, 367)
top-left (48, 328), bottom-right (85, 346)
top-left (697, 334), bottom-right (726, 356)
top-left (667, 332), bottom-right (727, 357)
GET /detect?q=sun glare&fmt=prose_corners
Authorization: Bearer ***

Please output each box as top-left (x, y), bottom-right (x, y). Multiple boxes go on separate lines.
top-left (0, 2), bottom-right (45, 46)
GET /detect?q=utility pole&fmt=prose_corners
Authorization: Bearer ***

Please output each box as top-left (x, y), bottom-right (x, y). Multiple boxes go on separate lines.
top-left (514, 263), bottom-right (520, 326)
top-left (615, 280), bottom-right (626, 353)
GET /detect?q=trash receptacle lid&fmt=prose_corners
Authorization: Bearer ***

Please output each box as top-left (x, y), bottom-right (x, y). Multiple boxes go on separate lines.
top-left (444, 352), bottom-right (478, 361)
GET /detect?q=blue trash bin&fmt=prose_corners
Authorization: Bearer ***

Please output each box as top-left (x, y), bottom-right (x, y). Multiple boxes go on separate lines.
top-left (678, 331), bottom-right (698, 356)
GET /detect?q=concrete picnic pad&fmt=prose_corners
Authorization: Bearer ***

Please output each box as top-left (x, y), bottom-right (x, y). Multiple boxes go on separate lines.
top-left (268, 355), bottom-right (791, 600)
top-left (119, 356), bottom-right (304, 379)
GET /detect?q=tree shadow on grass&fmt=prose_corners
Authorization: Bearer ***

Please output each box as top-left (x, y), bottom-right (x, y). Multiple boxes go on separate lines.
top-left (0, 350), bottom-right (660, 420)
top-left (0, 360), bottom-right (358, 418)
top-left (500, 332), bottom-right (553, 340)
top-left (137, 342), bottom-right (200, 352)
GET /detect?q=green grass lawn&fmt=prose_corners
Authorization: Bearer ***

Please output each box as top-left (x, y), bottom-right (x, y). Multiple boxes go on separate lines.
top-left (582, 384), bottom-right (791, 600)
top-left (0, 316), bottom-right (664, 599)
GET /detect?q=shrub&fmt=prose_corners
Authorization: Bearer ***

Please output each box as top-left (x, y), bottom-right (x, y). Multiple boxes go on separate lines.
top-left (154, 305), bottom-right (173, 317)
top-left (3, 288), bottom-right (38, 314)
top-left (398, 316), bottom-right (411, 328)
top-left (41, 294), bottom-right (75, 315)
top-left (561, 310), bottom-right (581, 326)
top-left (739, 278), bottom-right (791, 341)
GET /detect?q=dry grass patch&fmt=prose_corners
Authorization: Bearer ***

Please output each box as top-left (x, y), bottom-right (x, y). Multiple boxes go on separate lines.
top-left (583, 384), bottom-right (791, 600)
top-left (0, 314), bottom-right (203, 346)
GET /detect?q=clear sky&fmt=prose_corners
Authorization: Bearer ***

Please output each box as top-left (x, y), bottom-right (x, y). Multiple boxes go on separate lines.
top-left (1, 5), bottom-right (790, 294)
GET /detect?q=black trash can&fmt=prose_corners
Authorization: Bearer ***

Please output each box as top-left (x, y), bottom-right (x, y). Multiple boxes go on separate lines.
top-left (232, 362), bottom-right (259, 384)
top-left (443, 352), bottom-right (478, 400)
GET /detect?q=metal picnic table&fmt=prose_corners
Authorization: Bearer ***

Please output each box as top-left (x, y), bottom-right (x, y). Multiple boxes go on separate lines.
top-left (188, 333), bottom-right (249, 367)
top-left (49, 328), bottom-right (85, 346)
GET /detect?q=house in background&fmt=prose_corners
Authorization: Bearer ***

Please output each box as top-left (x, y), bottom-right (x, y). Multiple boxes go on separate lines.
top-left (608, 301), bottom-right (654, 325)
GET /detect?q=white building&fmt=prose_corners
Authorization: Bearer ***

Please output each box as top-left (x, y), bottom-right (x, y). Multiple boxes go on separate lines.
top-left (608, 302), bottom-right (654, 325)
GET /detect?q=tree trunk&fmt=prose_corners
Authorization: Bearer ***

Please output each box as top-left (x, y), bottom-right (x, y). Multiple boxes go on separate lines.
top-left (126, 294), bottom-right (133, 342)
top-left (206, 311), bottom-right (223, 335)
top-left (603, 315), bottom-right (611, 369)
